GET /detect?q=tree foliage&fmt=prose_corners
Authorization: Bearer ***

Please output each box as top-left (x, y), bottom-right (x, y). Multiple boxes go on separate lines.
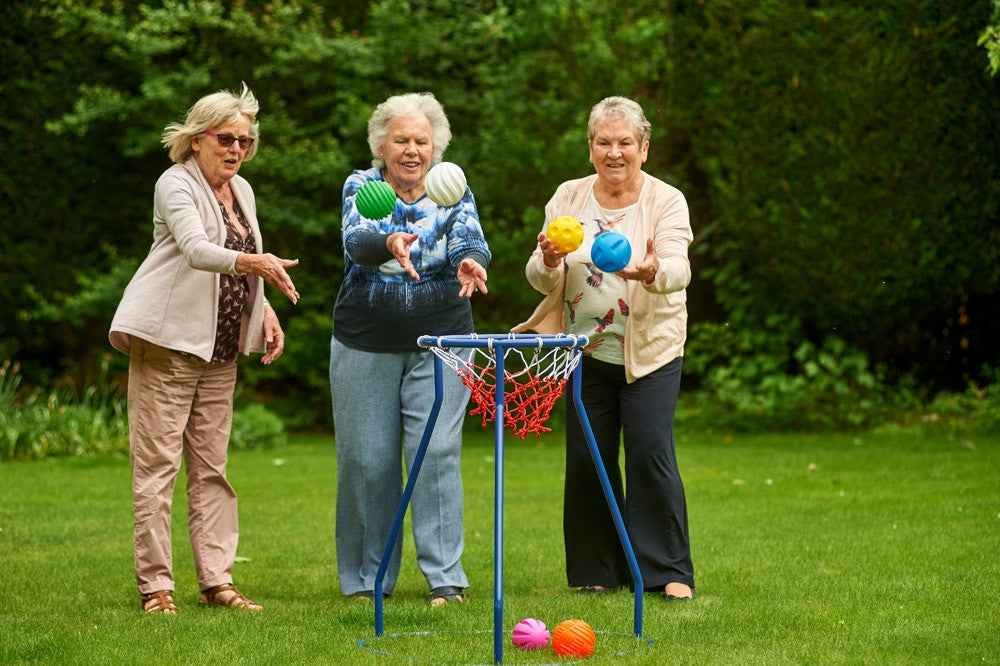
top-left (2, 0), bottom-right (998, 426)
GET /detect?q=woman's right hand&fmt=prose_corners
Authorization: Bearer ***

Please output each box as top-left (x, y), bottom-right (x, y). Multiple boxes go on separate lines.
top-left (538, 231), bottom-right (567, 268)
top-left (387, 231), bottom-right (421, 280)
top-left (236, 253), bottom-right (300, 304)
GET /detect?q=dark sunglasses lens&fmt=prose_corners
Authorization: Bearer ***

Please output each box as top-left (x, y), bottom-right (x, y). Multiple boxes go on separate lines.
top-left (210, 132), bottom-right (252, 149)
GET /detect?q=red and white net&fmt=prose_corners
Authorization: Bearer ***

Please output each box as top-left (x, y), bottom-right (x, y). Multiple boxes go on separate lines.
top-left (429, 338), bottom-right (584, 439)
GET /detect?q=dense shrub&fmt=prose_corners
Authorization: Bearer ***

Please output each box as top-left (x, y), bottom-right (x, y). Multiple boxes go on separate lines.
top-left (230, 403), bottom-right (288, 451)
top-left (0, 359), bottom-right (129, 460)
top-left (0, 360), bottom-right (286, 461)
top-left (682, 319), bottom-right (890, 431)
top-left (3, 1), bottom-right (998, 429)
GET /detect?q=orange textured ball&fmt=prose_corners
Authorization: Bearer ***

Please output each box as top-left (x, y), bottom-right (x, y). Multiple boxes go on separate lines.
top-left (551, 619), bottom-right (596, 658)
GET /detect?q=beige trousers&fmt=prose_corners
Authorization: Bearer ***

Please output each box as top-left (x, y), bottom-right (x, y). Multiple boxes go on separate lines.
top-left (127, 338), bottom-right (239, 595)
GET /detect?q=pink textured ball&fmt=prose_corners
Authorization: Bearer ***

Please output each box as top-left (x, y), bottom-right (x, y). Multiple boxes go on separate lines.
top-left (511, 618), bottom-right (550, 651)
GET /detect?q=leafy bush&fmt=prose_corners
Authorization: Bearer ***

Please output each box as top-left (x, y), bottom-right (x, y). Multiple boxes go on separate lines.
top-left (230, 403), bottom-right (288, 451)
top-left (0, 359), bottom-right (129, 460)
top-left (882, 366), bottom-right (1000, 436)
top-left (1, 360), bottom-right (286, 460)
top-left (4, 1), bottom-right (998, 428)
top-left (682, 318), bottom-right (889, 431)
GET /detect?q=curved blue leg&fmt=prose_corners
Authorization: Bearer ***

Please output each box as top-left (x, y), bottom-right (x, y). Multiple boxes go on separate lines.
top-left (570, 359), bottom-right (644, 636)
top-left (374, 354), bottom-right (445, 636)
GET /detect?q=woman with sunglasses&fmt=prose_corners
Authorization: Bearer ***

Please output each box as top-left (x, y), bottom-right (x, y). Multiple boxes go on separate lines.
top-left (109, 83), bottom-right (299, 614)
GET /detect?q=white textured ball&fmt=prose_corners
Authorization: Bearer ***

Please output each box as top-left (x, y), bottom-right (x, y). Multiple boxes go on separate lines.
top-left (425, 162), bottom-right (467, 207)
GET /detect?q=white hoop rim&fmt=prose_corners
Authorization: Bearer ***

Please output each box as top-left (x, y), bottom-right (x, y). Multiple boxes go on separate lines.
top-left (418, 333), bottom-right (589, 350)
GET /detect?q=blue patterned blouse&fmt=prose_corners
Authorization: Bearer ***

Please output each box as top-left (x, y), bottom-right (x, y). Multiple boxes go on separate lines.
top-left (332, 167), bottom-right (491, 352)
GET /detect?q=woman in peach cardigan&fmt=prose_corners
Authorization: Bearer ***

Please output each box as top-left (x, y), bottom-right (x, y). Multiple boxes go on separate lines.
top-left (515, 96), bottom-right (695, 601)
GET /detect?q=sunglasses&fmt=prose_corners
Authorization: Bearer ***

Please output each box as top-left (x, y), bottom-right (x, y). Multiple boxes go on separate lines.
top-left (205, 129), bottom-right (255, 150)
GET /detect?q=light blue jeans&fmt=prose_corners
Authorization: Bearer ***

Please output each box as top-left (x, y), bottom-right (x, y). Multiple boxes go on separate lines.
top-left (329, 336), bottom-right (471, 596)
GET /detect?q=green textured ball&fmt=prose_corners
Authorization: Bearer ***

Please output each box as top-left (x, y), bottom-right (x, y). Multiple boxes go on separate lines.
top-left (355, 180), bottom-right (396, 220)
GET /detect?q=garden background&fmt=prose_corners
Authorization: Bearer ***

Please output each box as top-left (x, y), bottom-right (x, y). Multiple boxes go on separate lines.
top-left (3, 0), bottom-right (1000, 454)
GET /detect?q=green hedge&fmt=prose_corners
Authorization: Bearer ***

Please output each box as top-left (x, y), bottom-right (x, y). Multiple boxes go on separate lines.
top-left (3, 1), bottom-right (998, 428)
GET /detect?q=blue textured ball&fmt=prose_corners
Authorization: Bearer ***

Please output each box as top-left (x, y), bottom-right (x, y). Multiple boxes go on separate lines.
top-left (591, 232), bottom-right (632, 272)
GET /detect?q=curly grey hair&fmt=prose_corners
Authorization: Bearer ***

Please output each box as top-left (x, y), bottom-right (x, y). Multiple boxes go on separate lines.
top-left (162, 82), bottom-right (260, 164)
top-left (367, 92), bottom-right (451, 168)
top-left (587, 96), bottom-right (651, 146)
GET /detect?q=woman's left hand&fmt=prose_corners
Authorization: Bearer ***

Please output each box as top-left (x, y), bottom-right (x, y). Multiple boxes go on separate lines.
top-left (261, 304), bottom-right (285, 364)
top-left (616, 237), bottom-right (659, 284)
top-left (457, 258), bottom-right (488, 298)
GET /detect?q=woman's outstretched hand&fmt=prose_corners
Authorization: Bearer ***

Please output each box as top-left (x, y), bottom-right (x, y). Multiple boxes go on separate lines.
top-left (386, 231), bottom-right (421, 280)
top-left (616, 237), bottom-right (659, 285)
top-left (236, 253), bottom-right (300, 303)
top-left (457, 258), bottom-right (488, 298)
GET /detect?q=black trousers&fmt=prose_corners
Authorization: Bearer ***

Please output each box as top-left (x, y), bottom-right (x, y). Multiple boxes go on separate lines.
top-left (563, 355), bottom-right (694, 590)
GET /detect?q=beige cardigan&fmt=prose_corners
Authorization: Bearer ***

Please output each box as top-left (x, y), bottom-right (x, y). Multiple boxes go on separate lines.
top-left (109, 159), bottom-right (268, 361)
top-left (513, 173), bottom-right (692, 382)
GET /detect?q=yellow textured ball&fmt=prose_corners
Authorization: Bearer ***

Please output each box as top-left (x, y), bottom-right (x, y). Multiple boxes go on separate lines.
top-left (546, 216), bottom-right (584, 253)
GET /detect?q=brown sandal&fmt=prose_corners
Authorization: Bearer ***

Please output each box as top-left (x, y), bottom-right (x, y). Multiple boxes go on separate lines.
top-left (199, 583), bottom-right (263, 611)
top-left (140, 589), bottom-right (178, 614)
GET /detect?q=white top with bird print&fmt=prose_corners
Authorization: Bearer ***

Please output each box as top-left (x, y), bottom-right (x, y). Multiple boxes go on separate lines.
top-left (564, 194), bottom-right (635, 364)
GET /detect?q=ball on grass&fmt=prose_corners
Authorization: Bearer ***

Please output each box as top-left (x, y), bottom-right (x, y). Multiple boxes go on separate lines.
top-left (551, 618), bottom-right (596, 658)
top-left (355, 180), bottom-right (396, 220)
top-left (546, 216), bottom-right (584, 253)
top-left (511, 618), bottom-right (550, 651)
top-left (425, 162), bottom-right (467, 207)
top-left (591, 231), bottom-right (631, 272)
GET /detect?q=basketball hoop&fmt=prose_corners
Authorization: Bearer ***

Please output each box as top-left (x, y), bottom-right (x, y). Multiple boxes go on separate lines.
top-left (376, 332), bottom-right (643, 665)
top-left (422, 333), bottom-right (588, 439)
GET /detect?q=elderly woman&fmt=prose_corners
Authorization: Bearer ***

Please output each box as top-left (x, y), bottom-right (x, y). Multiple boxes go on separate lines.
top-left (514, 96), bottom-right (695, 600)
top-left (109, 84), bottom-right (299, 614)
top-left (329, 92), bottom-right (489, 605)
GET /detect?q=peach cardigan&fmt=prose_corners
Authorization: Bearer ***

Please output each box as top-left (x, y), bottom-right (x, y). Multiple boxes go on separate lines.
top-left (513, 173), bottom-right (693, 383)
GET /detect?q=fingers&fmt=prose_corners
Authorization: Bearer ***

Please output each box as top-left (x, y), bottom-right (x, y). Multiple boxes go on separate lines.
top-left (644, 237), bottom-right (656, 259)
top-left (251, 253), bottom-right (300, 304)
top-left (539, 234), bottom-right (565, 267)
top-left (261, 310), bottom-right (285, 364)
top-left (400, 258), bottom-right (421, 281)
top-left (387, 232), bottom-right (421, 280)
top-left (614, 238), bottom-right (658, 283)
top-left (457, 259), bottom-right (488, 298)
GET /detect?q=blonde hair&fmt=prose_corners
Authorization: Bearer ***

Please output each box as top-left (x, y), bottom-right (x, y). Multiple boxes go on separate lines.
top-left (367, 92), bottom-right (451, 169)
top-left (587, 96), bottom-right (651, 146)
top-left (162, 82), bottom-right (260, 164)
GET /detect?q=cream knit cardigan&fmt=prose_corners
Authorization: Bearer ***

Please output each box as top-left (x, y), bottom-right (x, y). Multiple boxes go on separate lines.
top-left (109, 158), bottom-right (268, 361)
top-left (512, 173), bottom-right (693, 383)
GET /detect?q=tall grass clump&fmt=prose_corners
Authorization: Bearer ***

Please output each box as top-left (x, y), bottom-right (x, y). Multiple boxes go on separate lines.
top-left (0, 358), bottom-right (129, 460)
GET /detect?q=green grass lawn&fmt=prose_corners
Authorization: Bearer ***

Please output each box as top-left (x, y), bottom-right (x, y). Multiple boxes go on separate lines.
top-left (1, 427), bottom-right (997, 664)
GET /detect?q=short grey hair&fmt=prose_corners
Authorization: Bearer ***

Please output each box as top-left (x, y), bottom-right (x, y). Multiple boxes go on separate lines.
top-left (162, 82), bottom-right (260, 164)
top-left (367, 92), bottom-right (451, 168)
top-left (587, 96), bottom-right (651, 146)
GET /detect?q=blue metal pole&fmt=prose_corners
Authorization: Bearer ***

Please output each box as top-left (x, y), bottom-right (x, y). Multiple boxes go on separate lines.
top-left (493, 345), bottom-right (506, 665)
top-left (374, 353), bottom-right (445, 637)
top-left (570, 355), bottom-right (644, 637)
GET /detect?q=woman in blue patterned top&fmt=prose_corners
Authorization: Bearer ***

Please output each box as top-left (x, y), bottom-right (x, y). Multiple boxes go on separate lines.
top-left (329, 92), bottom-right (490, 606)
